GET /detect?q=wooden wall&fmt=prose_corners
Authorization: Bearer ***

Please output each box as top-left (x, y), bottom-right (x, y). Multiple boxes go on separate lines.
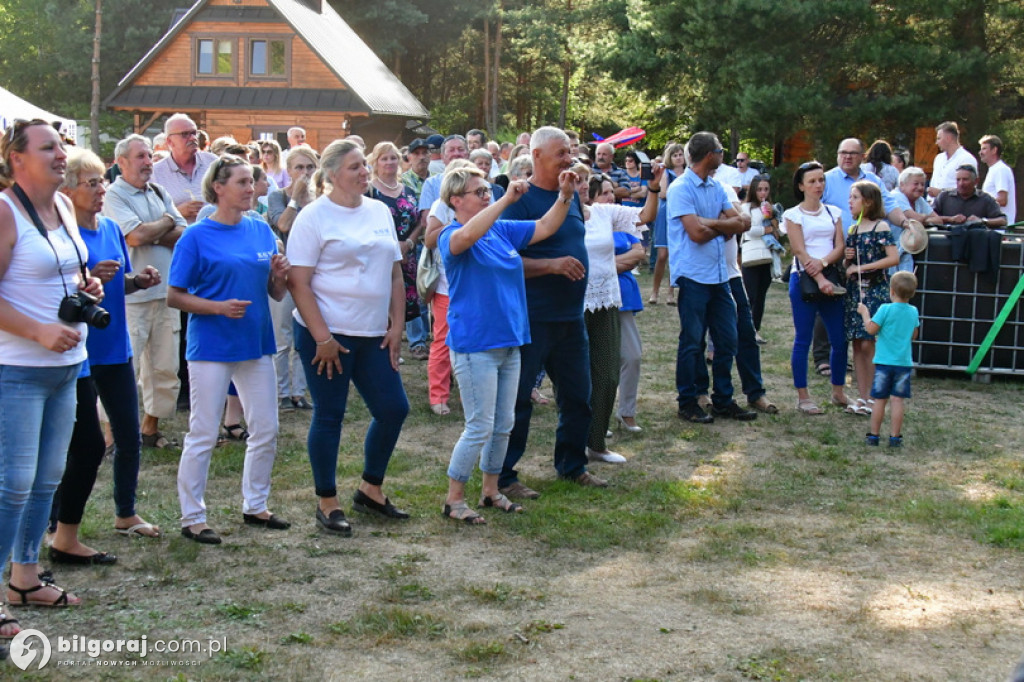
top-left (133, 3), bottom-right (345, 90)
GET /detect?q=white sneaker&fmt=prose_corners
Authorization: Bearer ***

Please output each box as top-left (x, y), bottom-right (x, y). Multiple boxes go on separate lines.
top-left (586, 447), bottom-right (626, 464)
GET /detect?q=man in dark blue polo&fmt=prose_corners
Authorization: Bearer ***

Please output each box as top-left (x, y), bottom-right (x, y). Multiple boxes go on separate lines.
top-left (667, 131), bottom-right (757, 423)
top-left (498, 126), bottom-right (607, 499)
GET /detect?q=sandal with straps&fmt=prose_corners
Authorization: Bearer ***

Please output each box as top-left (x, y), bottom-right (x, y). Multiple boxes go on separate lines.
top-left (0, 609), bottom-right (19, 641)
top-left (8, 580), bottom-right (79, 608)
top-left (442, 501), bottom-right (486, 525)
top-left (221, 424), bottom-right (249, 441)
top-left (479, 493), bottom-right (524, 514)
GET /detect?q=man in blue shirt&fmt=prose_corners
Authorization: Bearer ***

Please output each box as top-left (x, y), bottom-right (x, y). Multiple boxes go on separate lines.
top-left (667, 132), bottom-right (757, 423)
top-left (498, 127), bottom-right (607, 499)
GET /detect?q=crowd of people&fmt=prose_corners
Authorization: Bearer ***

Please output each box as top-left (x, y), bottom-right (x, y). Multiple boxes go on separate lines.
top-left (0, 114), bottom-right (1014, 640)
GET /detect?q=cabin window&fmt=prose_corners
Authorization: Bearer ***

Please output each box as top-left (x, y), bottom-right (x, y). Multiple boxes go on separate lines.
top-left (197, 38), bottom-right (234, 76)
top-left (248, 37), bottom-right (292, 80)
top-left (247, 37), bottom-right (290, 80)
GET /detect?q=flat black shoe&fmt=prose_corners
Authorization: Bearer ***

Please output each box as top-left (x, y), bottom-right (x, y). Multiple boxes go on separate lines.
top-left (711, 401), bottom-right (758, 421)
top-left (48, 547), bottom-right (117, 565)
top-left (678, 402), bottom-right (714, 424)
top-left (180, 527), bottom-right (221, 545)
top-left (315, 507), bottom-right (352, 536)
top-left (352, 490), bottom-right (409, 520)
top-left (243, 513), bottom-right (291, 530)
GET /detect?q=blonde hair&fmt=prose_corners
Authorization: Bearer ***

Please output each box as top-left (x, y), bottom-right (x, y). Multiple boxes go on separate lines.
top-left (314, 139), bottom-right (362, 196)
top-left (62, 148), bottom-right (106, 190)
top-left (201, 154), bottom-right (250, 204)
top-left (890, 271), bottom-right (917, 300)
top-left (286, 146), bottom-right (319, 172)
top-left (367, 141), bottom-right (401, 178)
top-left (260, 139), bottom-right (284, 173)
top-left (441, 166), bottom-right (487, 209)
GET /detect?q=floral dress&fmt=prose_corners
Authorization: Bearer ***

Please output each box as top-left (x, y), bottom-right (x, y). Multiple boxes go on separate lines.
top-left (371, 186), bottom-right (421, 321)
top-left (845, 221), bottom-right (896, 340)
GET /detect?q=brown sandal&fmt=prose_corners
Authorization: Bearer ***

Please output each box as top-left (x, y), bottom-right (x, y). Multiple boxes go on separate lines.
top-left (479, 493), bottom-right (524, 514)
top-left (443, 501), bottom-right (486, 525)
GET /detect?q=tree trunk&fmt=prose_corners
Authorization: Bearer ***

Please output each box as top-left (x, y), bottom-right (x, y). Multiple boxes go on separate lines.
top-left (491, 11), bottom-right (502, 134)
top-left (90, 0), bottom-right (102, 153)
top-left (483, 16), bottom-right (491, 133)
top-left (559, 61), bottom-right (570, 129)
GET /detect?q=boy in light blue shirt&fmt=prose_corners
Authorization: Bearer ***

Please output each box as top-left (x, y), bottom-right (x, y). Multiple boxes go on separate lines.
top-left (857, 271), bottom-right (920, 447)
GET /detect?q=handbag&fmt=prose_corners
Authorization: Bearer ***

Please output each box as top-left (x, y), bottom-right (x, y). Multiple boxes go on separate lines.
top-left (798, 264), bottom-right (843, 302)
top-left (416, 246), bottom-right (441, 303)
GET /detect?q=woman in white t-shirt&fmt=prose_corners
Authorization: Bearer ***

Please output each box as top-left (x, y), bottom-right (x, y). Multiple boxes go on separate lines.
top-left (0, 120), bottom-right (102, 617)
top-left (782, 161), bottom-right (851, 415)
top-left (576, 163), bottom-right (661, 458)
top-left (288, 140), bottom-right (410, 536)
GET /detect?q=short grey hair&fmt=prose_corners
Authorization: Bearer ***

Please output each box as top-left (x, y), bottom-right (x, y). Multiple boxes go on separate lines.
top-left (898, 166), bottom-right (927, 188)
top-left (508, 155), bottom-right (533, 180)
top-left (164, 113), bottom-right (196, 135)
top-left (469, 148), bottom-right (492, 163)
top-left (530, 126), bottom-right (569, 152)
top-left (115, 134), bottom-right (151, 161)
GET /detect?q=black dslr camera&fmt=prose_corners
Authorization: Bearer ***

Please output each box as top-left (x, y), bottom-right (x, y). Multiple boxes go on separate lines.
top-left (59, 291), bottom-right (111, 329)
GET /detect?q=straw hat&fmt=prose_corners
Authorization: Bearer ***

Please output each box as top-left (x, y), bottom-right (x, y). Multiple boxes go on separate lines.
top-left (900, 219), bottom-right (928, 254)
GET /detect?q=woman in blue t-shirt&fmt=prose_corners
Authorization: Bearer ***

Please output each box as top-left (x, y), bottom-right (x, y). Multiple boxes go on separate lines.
top-left (48, 149), bottom-right (163, 567)
top-left (168, 155), bottom-right (291, 545)
top-left (437, 166), bottom-right (576, 524)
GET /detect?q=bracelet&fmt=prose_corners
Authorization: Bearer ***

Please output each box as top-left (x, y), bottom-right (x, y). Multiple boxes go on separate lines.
top-left (648, 186), bottom-right (660, 194)
top-left (315, 336), bottom-right (333, 346)
top-left (559, 195), bottom-right (572, 205)
top-left (287, 199), bottom-right (299, 210)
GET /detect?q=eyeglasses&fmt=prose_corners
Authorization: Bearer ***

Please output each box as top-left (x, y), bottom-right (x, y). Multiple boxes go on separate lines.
top-left (737, 158), bottom-right (749, 163)
top-left (713, 148), bottom-right (724, 154)
top-left (169, 129), bottom-right (199, 138)
top-left (838, 150), bottom-right (862, 157)
top-left (458, 187), bottom-right (491, 199)
top-left (81, 178), bottom-right (103, 189)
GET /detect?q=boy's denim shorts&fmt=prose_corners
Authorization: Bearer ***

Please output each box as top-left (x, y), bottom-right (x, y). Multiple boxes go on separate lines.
top-left (871, 363), bottom-right (912, 399)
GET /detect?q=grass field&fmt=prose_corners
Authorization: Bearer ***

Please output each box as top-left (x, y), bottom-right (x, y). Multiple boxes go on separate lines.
top-left (10, 273), bottom-right (1024, 681)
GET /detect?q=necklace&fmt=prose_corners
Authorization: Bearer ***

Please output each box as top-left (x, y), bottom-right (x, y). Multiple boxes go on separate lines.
top-left (376, 178), bottom-right (400, 192)
top-left (798, 203), bottom-right (824, 216)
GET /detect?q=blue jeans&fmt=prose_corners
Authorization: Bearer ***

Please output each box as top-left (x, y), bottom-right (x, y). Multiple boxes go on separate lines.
top-left (500, 318), bottom-right (592, 488)
top-left (694, 278), bottom-right (765, 403)
top-left (405, 304), bottom-right (429, 349)
top-left (448, 348), bottom-right (521, 482)
top-left (788, 272), bottom-right (848, 389)
top-left (0, 363), bottom-right (80, 566)
top-left (295, 321), bottom-right (409, 496)
top-left (675, 276), bottom-right (738, 408)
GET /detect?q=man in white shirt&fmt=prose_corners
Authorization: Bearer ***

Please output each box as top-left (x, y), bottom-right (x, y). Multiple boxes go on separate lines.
top-left (734, 153), bottom-right (759, 194)
top-left (979, 134), bottom-right (1016, 224)
top-left (929, 121), bottom-right (978, 197)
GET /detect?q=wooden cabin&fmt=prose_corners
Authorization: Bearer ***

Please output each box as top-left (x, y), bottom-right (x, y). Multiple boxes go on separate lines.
top-left (104, 0), bottom-right (429, 149)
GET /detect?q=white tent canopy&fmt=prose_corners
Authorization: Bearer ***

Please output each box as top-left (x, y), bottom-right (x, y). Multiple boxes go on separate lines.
top-left (0, 85), bottom-right (77, 139)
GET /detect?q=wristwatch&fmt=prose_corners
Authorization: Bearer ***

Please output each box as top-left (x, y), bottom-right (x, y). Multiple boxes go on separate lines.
top-left (287, 199), bottom-right (299, 210)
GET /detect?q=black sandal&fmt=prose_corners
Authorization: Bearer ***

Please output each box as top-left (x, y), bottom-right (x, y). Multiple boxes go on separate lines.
top-left (0, 609), bottom-right (19, 641)
top-left (8, 580), bottom-right (77, 608)
top-left (221, 424), bottom-right (249, 441)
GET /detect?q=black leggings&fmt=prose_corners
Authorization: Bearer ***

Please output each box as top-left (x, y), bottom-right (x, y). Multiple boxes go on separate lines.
top-left (50, 377), bottom-right (105, 526)
top-left (741, 264), bottom-right (773, 331)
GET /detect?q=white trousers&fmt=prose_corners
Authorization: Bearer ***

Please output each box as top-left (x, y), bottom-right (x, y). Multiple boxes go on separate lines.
top-left (177, 356), bottom-right (279, 526)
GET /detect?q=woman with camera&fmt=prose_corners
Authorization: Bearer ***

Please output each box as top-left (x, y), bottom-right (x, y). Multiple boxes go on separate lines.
top-left (0, 120), bottom-right (104, 622)
top-left (168, 155), bottom-right (291, 544)
top-left (47, 148), bottom-right (163, 566)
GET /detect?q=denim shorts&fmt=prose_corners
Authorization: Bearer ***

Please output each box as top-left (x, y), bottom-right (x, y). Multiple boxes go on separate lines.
top-left (870, 364), bottom-right (912, 399)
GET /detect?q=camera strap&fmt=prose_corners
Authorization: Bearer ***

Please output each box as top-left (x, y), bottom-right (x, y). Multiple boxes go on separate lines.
top-left (10, 183), bottom-right (88, 295)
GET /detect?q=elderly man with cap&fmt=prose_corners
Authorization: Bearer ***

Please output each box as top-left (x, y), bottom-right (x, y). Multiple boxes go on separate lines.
top-left (402, 138), bottom-right (431, 200)
top-left (427, 134), bottom-right (446, 175)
